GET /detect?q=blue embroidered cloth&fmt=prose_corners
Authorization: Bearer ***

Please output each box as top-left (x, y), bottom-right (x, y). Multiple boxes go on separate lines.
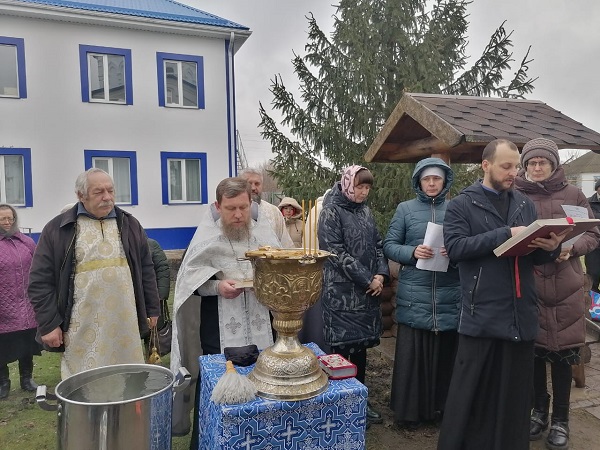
top-left (198, 343), bottom-right (368, 449)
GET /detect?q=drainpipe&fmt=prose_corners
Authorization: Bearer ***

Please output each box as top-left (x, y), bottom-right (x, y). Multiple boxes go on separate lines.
top-left (228, 31), bottom-right (236, 176)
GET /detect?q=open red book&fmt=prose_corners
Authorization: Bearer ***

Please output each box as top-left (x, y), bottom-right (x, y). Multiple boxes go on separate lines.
top-left (317, 354), bottom-right (358, 380)
top-left (493, 217), bottom-right (600, 257)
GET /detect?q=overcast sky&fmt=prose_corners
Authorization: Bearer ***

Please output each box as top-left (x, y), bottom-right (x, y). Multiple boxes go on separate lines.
top-left (186, 0), bottom-right (600, 166)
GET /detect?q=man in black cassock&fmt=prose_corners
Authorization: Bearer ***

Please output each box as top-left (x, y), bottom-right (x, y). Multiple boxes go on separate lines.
top-left (437, 139), bottom-right (566, 450)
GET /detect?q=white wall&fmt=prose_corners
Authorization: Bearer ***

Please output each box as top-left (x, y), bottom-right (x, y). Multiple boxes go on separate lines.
top-left (581, 172), bottom-right (600, 197)
top-left (0, 14), bottom-right (234, 237)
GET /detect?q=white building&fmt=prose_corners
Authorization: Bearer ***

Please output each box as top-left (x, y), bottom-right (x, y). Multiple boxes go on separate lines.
top-left (0, 0), bottom-right (250, 249)
top-left (563, 151), bottom-right (600, 198)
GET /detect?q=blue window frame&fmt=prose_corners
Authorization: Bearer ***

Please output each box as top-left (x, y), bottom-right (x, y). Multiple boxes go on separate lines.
top-left (156, 52), bottom-right (204, 108)
top-left (0, 148), bottom-right (32, 206)
top-left (79, 45), bottom-right (133, 105)
top-left (160, 152), bottom-right (207, 204)
top-left (84, 150), bottom-right (138, 205)
top-left (0, 36), bottom-right (27, 99)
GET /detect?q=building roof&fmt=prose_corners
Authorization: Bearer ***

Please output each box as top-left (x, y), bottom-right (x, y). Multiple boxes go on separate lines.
top-left (365, 93), bottom-right (600, 164)
top-left (13, 0), bottom-right (248, 29)
top-left (563, 151), bottom-right (600, 176)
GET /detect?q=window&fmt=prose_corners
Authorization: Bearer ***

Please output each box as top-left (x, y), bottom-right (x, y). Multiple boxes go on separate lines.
top-left (156, 53), bottom-right (204, 109)
top-left (160, 152), bottom-right (208, 204)
top-left (84, 150), bottom-right (138, 205)
top-left (79, 45), bottom-right (133, 105)
top-left (0, 36), bottom-right (27, 99)
top-left (0, 148), bottom-right (32, 206)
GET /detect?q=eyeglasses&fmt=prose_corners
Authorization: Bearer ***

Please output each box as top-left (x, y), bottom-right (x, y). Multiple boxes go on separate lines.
top-left (0, 217), bottom-right (15, 224)
top-left (527, 160), bottom-right (550, 168)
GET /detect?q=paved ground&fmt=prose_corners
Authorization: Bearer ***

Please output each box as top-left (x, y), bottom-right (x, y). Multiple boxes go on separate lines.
top-left (374, 329), bottom-right (600, 420)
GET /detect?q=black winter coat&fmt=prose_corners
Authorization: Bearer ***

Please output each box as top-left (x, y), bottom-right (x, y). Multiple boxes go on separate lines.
top-left (443, 181), bottom-right (560, 342)
top-left (28, 205), bottom-right (160, 344)
top-left (318, 182), bottom-right (389, 349)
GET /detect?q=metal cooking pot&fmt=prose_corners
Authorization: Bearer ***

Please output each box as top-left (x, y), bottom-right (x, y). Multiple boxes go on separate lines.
top-left (36, 364), bottom-right (190, 450)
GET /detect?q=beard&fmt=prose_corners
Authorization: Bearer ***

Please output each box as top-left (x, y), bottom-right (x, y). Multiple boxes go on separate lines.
top-left (222, 219), bottom-right (251, 241)
top-left (251, 192), bottom-right (261, 204)
top-left (0, 222), bottom-right (19, 238)
top-left (488, 173), bottom-right (514, 192)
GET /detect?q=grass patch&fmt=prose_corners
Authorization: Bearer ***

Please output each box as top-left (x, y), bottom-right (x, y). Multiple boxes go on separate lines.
top-left (0, 286), bottom-right (191, 449)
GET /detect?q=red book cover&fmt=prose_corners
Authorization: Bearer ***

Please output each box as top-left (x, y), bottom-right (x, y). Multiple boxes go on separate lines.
top-left (493, 217), bottom-right (600, 257)
top-left (318, 354), bottom-right (358, 380)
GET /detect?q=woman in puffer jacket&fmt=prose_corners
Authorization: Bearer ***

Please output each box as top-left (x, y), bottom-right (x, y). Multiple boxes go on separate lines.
top-left (278, 197), bottom-right (303, 247)
top-left (383, 157), bottom-right (460, 430)
top-left (318, 165), bottom-right (389, 427)
top-left (515, 138), bottom-right (600, 450)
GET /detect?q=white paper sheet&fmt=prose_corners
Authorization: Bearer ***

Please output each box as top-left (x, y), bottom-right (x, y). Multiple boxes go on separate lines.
top-left (561, 205), bottom-right (590, 247)
top-left (416, 222), bottom-right (450, 272)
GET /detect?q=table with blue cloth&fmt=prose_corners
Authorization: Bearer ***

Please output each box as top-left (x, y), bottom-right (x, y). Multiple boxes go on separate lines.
top-left (198, 343), bottom-right (368, 450)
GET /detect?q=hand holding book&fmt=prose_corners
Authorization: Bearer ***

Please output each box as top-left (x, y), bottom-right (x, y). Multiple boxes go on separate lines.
top-left (494, 217), bottom-right (600, 257)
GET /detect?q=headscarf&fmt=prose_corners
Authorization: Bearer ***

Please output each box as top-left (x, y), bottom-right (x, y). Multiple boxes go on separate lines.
top-left (340, 165), bottom-right (367, 202)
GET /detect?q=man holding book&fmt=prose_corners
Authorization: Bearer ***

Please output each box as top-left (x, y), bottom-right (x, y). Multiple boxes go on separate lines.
top-left (514, 138), bottom-right (600, 450)
top-left (438, 139), bottom-right (565, 450)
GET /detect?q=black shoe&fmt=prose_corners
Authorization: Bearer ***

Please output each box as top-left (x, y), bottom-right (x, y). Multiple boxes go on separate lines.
top-left (546, 421), bottom-right (569, 450)
top-left (530, 409), bottom-right (549, 441)
top-left (20, 377), bottom-right (38, 392)
top-left (366, 403), bottom-right (383, 424)
top-left (0, 379), bottom-right (10, 399)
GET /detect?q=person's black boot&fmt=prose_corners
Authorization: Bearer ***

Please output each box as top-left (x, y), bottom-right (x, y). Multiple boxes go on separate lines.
top-left (530, 394), bottom-right (550, 440)
top-left (0, 378), bottom-right (10, 399)
top-left (0, 365), bottom-right (9, 399)
top-left (547, 405), bottom-right (569, 450)
top-left (366, 401), bottom-right (383, 425)
top-left (546, 420), bottom-right (569, 450)
top-left (18, 358), bottom-right (38, 392)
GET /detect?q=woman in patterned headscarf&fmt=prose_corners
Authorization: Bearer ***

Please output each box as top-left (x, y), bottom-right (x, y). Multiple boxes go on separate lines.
top-left (318, 165), bottom-right (389, 428)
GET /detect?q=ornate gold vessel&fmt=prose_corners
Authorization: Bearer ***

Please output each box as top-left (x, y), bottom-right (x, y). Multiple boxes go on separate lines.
top-left (244, 248), bottom-right (331, 400)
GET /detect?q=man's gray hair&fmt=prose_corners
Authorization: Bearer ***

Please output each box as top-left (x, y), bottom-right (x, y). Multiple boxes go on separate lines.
top-left (239, 167), bottom-right (263, 181)
top-left (216, 177), bottom-right (252, 204)
top-left (75, 168), bottom-right (112, 196)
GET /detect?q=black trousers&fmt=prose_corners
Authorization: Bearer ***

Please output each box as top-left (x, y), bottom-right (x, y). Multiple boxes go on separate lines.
top-left (437, 335), bottom-right (534, 450)
top-left (533, 357), bottom-right (572, 420)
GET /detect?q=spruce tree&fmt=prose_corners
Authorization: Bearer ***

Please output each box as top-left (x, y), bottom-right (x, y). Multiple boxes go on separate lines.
top-left (259, 0), bottom-right (535, 231)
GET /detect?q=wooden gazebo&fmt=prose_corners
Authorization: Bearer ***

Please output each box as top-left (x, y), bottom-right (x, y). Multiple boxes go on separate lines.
top-left (364, 93), bottom-right (600, 164)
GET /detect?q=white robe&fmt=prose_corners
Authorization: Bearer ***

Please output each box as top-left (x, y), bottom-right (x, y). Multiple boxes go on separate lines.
top-left (170, 208), bottom-right (281, 434)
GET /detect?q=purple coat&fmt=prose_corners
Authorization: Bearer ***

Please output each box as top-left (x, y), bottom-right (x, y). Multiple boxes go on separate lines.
top-left (0, 232), bottom-right (37, 334)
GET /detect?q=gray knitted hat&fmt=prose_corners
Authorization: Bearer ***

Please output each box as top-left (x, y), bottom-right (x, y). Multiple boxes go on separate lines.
top-left (521, 138), bottom-right (560, 169)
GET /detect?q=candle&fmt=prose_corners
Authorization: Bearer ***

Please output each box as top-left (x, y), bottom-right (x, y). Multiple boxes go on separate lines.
top-left (314, 199), bottom-right (318, 255)
top-left (302, 199), bottom-right (306, 254)
top-left (308, 199), bottom-right (313, 255)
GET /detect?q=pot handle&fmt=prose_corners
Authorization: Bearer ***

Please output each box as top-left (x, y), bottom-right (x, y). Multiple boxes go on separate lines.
top-left (36, 385), bottom-right (58, 411)
top-left (173, 367), bottom-right (191, 392)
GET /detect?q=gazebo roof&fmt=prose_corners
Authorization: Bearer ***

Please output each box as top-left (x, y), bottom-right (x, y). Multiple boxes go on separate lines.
top-left (365, 93), bottom-right (600, 164)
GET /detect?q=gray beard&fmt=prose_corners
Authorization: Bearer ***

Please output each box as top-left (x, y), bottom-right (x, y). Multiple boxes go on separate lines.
top-left (221, 220), bottom-right (251, 241)
top-left (251, 193), bottom-right (261, 204)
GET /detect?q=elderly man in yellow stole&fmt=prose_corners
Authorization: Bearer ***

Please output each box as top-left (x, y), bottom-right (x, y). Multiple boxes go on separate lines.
top-left (171, 177), bottom-right (281, 438)
top-left (29, 168), bottom-right (160, 379)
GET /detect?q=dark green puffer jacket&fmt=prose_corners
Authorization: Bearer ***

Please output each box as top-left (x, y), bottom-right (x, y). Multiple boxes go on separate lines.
top-left (383, 158), bottom-right (460, 332)
top-left (148, 238), bottom-right (171, 301)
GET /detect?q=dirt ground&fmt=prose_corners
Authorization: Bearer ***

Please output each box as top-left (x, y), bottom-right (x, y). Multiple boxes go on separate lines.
top-left (363, 350), bottom-right (600, 450)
